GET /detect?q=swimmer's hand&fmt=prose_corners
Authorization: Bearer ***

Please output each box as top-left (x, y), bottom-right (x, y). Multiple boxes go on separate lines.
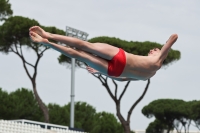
top-left (86, 66), bottom-right (139, 81)
top-left (86, 66), bottom-right (100, 74)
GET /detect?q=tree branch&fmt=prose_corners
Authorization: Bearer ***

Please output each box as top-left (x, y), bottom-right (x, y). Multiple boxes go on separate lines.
top-left (21, 56), bottom-right (32, 80)
top-left (12, 44), bottom-right (33, 80)
top-left (10, 47), bottom-right (18, 54)
top-left (92, 74), bottom-right (104, 84)
top-left (112, 79), bottom-right (118, 99)
top-left (33, 47), bottom-right (49, 79)
top-left (39, 47), bottom-right (49, 57)
top-left (187, 120), bottom-right (191, 132)
top-left (119, 81), bottom-right (130, 101)
top-left (29, 43), bottom-right (37, 52)
top-left (127, 79), bottom-right (150, 122)
top-left (31, 46), bottom-right (49, 80)
top-left (19, 44), bottom-right (23, 56)
top-left (104, 77), bottom-right (117, 102)
top-left (93, 74), bottom-right (117, 103)
top-left (14, 43), bottom-right (20, 54)
top-left (7, 50), bottom-right (14, 53)
top-left (33, 51), bottom-right (43, 80)
top-left (18, 44), bottom-right (34, 68)
top-left (194, 121), bottom-right (200, 130)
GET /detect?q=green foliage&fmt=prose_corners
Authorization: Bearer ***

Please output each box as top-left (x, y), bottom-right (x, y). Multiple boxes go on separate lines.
top-left (0, 16), bottom-right (39, 53)
top-left (49, 102), bottom-right (124, 133)
top-left (48, 103), bottom-right (70, 126)
top-left (49, 102), bottom-right (97, 132)
top-left (0, 88), bottom-right (43, 121)
top-left (0, 16), bottom-right (65, 54)
top-left (142, 99), bottom-right (186, 130)
top-left (0, 88), bottom-right (124, 132)
top-left (190, 100), bottom-right (200, 129)
top-left (73, 102), bottom-right (97, 131)
top-left (0, 0), bottom-right (13, 21)
top-left (146, 119), bottom-right (169, 133)
top-left (0, 88), bottom-right (9, 119)
top-left (91, 112), bottom-right (124, 133)
top-left (190, 100), bottom-right (200, 119)
top-left (58, 36), bottom-right (180, 68)
top-left (142, 99), bottom-right (200, 132)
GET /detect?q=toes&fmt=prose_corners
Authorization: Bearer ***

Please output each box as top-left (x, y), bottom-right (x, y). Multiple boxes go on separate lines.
top-left (33, 26), bottom-right (39, 29)
top-left (29, 26), bottom-right (35, 31)
top-left (29, 32), bottom-right (33, 37)
top-left (29, 31), bottom-right (35, 36)
top-left (29, 26), bottom-right (39, 31)
top-left (29, 32), bottom-right (38, 39)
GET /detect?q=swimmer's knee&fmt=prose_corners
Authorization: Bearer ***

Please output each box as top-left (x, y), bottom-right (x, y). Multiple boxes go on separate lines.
top-left (77, 41), bottom-right (94, 51)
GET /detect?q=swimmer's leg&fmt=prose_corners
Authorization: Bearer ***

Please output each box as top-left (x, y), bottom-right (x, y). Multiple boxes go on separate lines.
top-left (29, 31), bottom-right (109, 74)
top-left (29, 26), bottom-right (120, 60)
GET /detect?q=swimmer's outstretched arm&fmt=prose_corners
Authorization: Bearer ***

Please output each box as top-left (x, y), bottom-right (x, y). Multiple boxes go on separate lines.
top-left (160, 34), bottom-right (178, 59)
top-left (86, 66), bottom-right (138, 81)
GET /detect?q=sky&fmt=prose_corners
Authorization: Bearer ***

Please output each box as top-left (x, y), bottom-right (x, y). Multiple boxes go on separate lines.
top-left (0, 0), bottom-right (200, 131)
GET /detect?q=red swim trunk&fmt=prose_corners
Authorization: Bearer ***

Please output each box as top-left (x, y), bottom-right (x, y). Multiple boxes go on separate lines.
top-left (107, 48), bottom-right (126, 77)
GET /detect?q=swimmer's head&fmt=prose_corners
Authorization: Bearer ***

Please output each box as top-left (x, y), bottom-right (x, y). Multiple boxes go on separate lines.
top-left (148, 48), bottom-right (161, 56)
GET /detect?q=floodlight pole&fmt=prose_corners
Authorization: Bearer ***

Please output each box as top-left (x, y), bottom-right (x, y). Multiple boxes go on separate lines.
top-left (66, 26), bottom-right (88, 128)
top-left (70, 58), bottom-right (75, 128)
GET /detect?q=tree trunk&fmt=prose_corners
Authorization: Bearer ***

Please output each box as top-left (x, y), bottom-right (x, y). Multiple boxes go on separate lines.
top-left (32, 80), bottom-right (49, 123)
top-left (116, 103), bottom-right (131, 133)
top-left (117, 116), bottom-right (131, 133)
top-left (123, 123), bottom-right (131, 133)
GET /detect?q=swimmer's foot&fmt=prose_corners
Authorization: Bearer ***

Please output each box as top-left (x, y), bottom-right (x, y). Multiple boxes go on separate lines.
top-left (29, 26), bottom-right (50, 39)
top-left (29, 31), bottom-right (49, 45)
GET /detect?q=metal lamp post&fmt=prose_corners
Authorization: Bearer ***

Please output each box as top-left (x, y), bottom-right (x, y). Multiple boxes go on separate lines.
top-left (66, 26), bottom-right (89, 128)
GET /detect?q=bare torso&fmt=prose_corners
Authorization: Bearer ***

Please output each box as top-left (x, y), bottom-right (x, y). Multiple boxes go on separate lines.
top-left (120, 52), bottom-right (162, 80)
